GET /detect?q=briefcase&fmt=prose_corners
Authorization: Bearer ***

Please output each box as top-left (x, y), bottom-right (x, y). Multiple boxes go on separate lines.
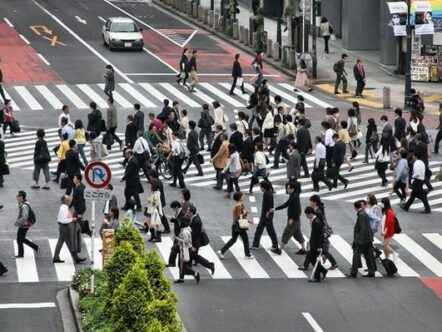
top-left (0, 164), bottom-right (10, 175)
top-left (79, 219), bottom-right (91, 235)
top-left (197, 153), bottom-right (204, 165)
top-left (380, 258), bottom-right (397, 277)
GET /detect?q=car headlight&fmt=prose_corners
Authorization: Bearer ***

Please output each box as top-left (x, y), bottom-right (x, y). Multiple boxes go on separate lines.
top-left (111, 38), bottom-right (120, 42)
top-left (135, 39), bottom-right (143, 43)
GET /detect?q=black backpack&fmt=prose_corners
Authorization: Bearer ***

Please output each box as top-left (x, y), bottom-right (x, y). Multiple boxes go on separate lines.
top-left (25, 203), bottom-right (37, 226)
top-left (394, 215), bottom-right (401, 234)
top-left (333, 61), bottom-right (340, 72)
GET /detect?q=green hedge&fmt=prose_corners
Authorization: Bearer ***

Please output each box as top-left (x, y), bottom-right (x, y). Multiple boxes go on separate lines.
top-left (73, 221), bottom-right (182, 332)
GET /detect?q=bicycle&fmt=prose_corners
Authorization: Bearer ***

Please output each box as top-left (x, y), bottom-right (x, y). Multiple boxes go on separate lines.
top-left (151, 148), bottom-right (173, 180)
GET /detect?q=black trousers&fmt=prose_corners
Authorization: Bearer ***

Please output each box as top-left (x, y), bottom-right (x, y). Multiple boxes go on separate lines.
top-left (332, 163), bottom-right (348, 187)
top-left (351, 243), bottom-right (376, 276)
top-left (171, 156), bottom-right (185, 188)
top-left (191, 248), bottom-right (213, 269)
top-left (300, 152), bottom-right (309, 177)
top-left (135, 153), bottom-right (151, 180)
top-left (179, 251), bottom-right (196, 279)
top-left (124, 186), bottom-right (141, 209)
top-left (312, 168), bottom-right (333, 191)
top-left (161, 214), bottom-right (170, 232)
top-left (183, 151), bottom-right (203, 175)
top-left (273, 140), bottom-right (289, 167)
top-left (355, 79), bottom-right (365, 96)
top-left (229, 77), bottom-right (245, 94)
top-left (168, 241), bottom-right (180, 266)
top-left (435, 129), bottom-right (442, 153)
top-left (226, 173), bottom-right (240, 193)
top-left (221, 225), bottom-right (251, 257)
top-left (307, 248), bottom-right (328, 280)
top-left (404, 179), bottom-right (431, 212)
top-left (376, 162), bottom-right (388, 184)
top-left (252, 215), bottom-right (278, 248)
top-left (394, 181), bottom-right (407, 200)
top-left (65, 175), bottom-right (74, 196)
top-left (199, 128), bottom-right (213, 150)
top-left (108, 127), bottom-right (122, 147)
top-left (325, 146), bottom-right (334, 168)
top-left (323, 36), bottom-right (330, 53)
top-left (16, 227), bottom-right (38, 256)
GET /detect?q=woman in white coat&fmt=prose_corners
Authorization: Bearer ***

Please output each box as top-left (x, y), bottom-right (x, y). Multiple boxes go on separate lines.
top-left (145, 178), bottom-right (163, 243)
top-left (261, 107), bottom-right (275, 149)
top-left (212, 100), bottom-right (226, 131)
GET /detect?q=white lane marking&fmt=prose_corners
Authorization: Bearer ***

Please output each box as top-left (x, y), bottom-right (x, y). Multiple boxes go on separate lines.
top-left (154, 237), bottom-right (192, 280)
top-left (119, 83), bottom-right (156, 107)
top-left (37, 53), bottom-right (50, 65)
top-left (191, 87), bottom-right (217, 105)
top-left (0, 303), bottom-right (56, 309)
top-left (302, 312), bottom-right (324, 332)
top-left (97, 16), bottom-right (106, 23)
top-left (260, 236), bottom-right (307, 278)
top-left (394, 234), bottom-right (442, 276)
top-left (249, 196), bottom-right (256, 203)
top-left (102, 0), bottom-right (184, 48)
top-left (279, 83), bottom-right (333, 108)
top-left (97, 84), bottom-right (132, 108)
top-left (13, 241), bottom-right (39, 282)
top-left (32, 0), bottom-right (133, 83)
top-left (198, 244), bottom-right (232, 279)
top-left (200, 83), bottom-right (244, 107)
top-left (35, 85), bottom-right (63, 109)
top-left (251, 206), bottom-right (258, 213)
top-left (19, 34), bottom-right (30, 44)
top-left (56, 85), bottom-right (88, 109)
top-left (77, 84), bottom-right (108, 108)
top-left (48, 238), bottom-right (76, 282)
top-left (123, 73), bottom-right (177, 76)
top-left (142, 47), bottom-right (179, 74)
top-left (182, 30), bottom-right (198, 47)
top-left (159, 83), bottom-right (200, 107)
top-left (84, 238), bottom-right (103, 271)
top-left (373, 237), bottom-right (419, 277)
top-left (252, 217), bottom-right (259, 224)
top-left (423, 233), bottom-right (442, 251)
top-left (221, 236), bottom-right (269, 278)
top-left (14, 86), bottom-right (43, 110)
top-left (3, 17), bottom-right (14, 27)
top-left (139, 83), bottom-right (168, 102)
top-left (2, 88), bottom-right (21, 110)
top-left (328, 235), bottom-right (382, 277)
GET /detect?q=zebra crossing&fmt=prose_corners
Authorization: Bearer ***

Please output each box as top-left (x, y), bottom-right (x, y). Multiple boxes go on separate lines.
top-left (1, 81), bottom-right (331, 112)
top-left (1, 232), bottom-right (442, 282)
top-left (4, 128), bottom-right (442, 211)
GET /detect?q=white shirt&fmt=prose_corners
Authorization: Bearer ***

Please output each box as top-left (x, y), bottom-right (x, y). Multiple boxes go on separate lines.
top-left (172, 138), bottom-right (184, 155)
top-left (324, 128), bottom-right (335, 147)
top-left (133, 137), bottom-right (150, 155)
top-left (314, 142), bottom-right (326, 167)
top-left (254, 150), bottom-right (267, 169)
top-left (412, 159), bottom-right (425, 180)
top-left (62, 125), bottom-right (74, 141)
top-left (57, 204), bottom-right (73, 224)
top-left (58, 112), bottom-right (73, 128)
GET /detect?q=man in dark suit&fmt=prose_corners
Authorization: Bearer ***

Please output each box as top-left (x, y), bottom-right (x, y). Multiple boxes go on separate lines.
top-left (210, 125), bottom-right (224, 159)
top-left (186, 205), bottom-right (215, 275)
top-left (133, 103), bottom-right (145, 134)
top-left (241, 129), bottom-right (254, 166)
top-left (183, 120), bottom-right (203, 176)
top-left (0, 137), bottom-right (5, 187)
top-left (121, 149), bottom-right (143, 210)
top-left (65, 140), bottom-right (85, 195)
top-left (229, 123), bottom-right (243, 153)
top-left (296, 118), bottom-right (312, 177)
top-left (331, 134), bottom-right (349, 188)
top-left (393, 108), bottom-right (406, 141)
top-left (353, 57), bottom-right (366, 98)
top-left (165, 200), bottom-right (186, 267)
top-left (87, 102), bottom-right (103, 137)
top-left (229, 53), bottom-right (246, 95)
top-left (125, 115), bottom-right (138, 148)
top-left (347, 200), bottom-right (375, 278)
top-left (70, 174), bottom-right (86, 218)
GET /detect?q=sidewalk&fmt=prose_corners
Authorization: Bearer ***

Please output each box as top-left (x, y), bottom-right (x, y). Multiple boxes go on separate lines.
top-left (156, 0), bottom-right (442, 113)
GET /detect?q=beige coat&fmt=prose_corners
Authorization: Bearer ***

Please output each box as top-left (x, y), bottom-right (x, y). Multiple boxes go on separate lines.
top-left (212, 141), bottom-right (229, 169)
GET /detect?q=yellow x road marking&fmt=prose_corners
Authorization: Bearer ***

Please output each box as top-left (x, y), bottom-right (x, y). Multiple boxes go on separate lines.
top-left (42, 35), bottom-right (67, 47)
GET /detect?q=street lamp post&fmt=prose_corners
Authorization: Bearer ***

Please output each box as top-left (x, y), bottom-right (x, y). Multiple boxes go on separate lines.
top-left (404, 0), bottom-right (412, 108)
top-left (277, 0), bottom-right (282, 59)
top-left (312, 0), bottom-right (317, 78)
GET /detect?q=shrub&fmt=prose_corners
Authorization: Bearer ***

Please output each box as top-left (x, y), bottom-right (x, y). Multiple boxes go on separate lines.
top-left (114, 217), bottom-right (145, 256)
top-left (110, 262), bottom-right (153, 332)
top-left (148, 298), bottom-right (181, 332)
top-left (105, 241), bottom-right (140, 298)
top-left (79, 294), bottom-right (109, 332)
top-left (72, 268), bottom-right (93, 296)
top-left (144, 251), bottom-right (174, 301)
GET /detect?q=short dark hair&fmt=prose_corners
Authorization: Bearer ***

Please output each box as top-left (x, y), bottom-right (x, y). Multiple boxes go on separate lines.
top-left (69, 139), bottom-right (76, 148)
top-left (394, 108), bottom-right (403, 116)
top-left (74, 173), bottom-right (82, 181)
top-left (181, 188), bottom-right (191, 201)
top-left (36, 129), bottom-right (45, 138)
top-left (187, 205), bottom-right (197, 214)
top-left (233, 192), bottom-right (243, 202)
top-left (260, 181), bottom-right (272, 192)
top-left (380, 115), bottom-right (388, 121)
top-left (354, 200), bottom-right (363, 209)
top-left (170, 200), bottom-right (181, 209)
top-left (230, 123), bottom-right (238, 131)
top-left (309, 194), bottom-right (321, 206)
top-left (212, 100), bottom-right (221, 109)
top-left (108, 97), bottom-right (114, 104)
top-left (342, 53), bottom-right (348, 59)
top-left (189, 120), bottom-right (196, 129)
top-left (202, 104), bottom-right (209, 110)
top-left (304, 206), bottom-right (315, 215)
top-left (163, 99), bottom-right (169, 106)
top-left (150, 178), bottom-right (160, 192)
top-left (274, 95), bottom-right (282, 103)
top-left (61, 117), bottom-right (68, 125)
top-left (89, 101), bottom-right (97, 110)
top-left (134, 103), bottom-right (141, 110)
top-left (18, 190), bottom-right (27, 200)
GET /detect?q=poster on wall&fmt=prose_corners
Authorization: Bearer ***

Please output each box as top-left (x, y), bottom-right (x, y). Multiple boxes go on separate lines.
top-left (429, 0), bottom-right (442, 31)
top-left (414, 1), bottom-right (435, 34)
top-left (388, 2), bottom-right (408, 36)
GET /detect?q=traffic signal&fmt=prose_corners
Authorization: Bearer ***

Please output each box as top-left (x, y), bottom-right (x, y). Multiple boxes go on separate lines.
top-left (233, 0), bottom-right (240, 15)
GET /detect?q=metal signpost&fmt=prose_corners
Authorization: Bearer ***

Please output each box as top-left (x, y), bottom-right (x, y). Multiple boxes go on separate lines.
top-left (83, 161), bottom-right (112, 294)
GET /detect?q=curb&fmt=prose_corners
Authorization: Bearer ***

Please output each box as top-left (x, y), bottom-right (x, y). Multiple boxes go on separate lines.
top-left (151, 0), bottom-right (296, 79)
top-left (56, 287), bottom-right (80, 332)
top-left (68, 286), bottom-right (83, 332)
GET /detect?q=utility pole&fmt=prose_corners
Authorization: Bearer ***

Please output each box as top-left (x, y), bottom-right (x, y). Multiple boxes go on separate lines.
top-left (404, 0), bottom-right (412, 108)
top-left (312, 0), bottom-right (317, 78)
top-left (277, 0), bottom-right (283, 59)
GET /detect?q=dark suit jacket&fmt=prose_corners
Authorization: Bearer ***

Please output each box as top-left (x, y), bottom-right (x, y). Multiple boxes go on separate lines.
top-left (296, 127), bottom-right (312, 154)
top-left (190, 214), bottom-right (203, 248)
top-left (65, 149), bottom-right (84, 177)
top-left (382, 123), bottom-right (393, 139)
top-left (229, 131), bottom-right (243, 153)
top-left (0, 140), bottom-right (5, 165)
top-left (354, 210), bottom-right (373, 245)
top-left (170, 208), bottom-right (186, 237)
top-left (241, 136), bottom-right (254, 162)
top-left (122, 157), bottom-right (141, 188)
top-left (187, 129), bottom-right (200, 153)
top-left (309, 216), bottom-right (325, 251)
top-left (87, 109), bottom-right (102, 136)
top-left (133, 110), bottom-right (145, 132)
top-left (71, 183), bottom-right (86, 215)
top-left (394, 117), bottom-right (406, 140)
top-left (210, 134), bottom-right (223, 158)
top-left (232, 60), bottom-right (242, 78)
top-left (125, 122), bottom-right (138, 148)
top-left (332, 141), bottom-right (346, 166)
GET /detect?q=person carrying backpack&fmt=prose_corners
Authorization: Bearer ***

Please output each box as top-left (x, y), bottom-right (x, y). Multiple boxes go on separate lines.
top-left (380, 198), bottom-right (399, 262)
top-left (333, 53), bottom-right (349, 95)
top-left (14, 191), bottom-right (40, 258)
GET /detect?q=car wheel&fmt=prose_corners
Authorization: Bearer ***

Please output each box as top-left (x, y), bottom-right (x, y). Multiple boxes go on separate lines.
top-left (137, 47), bottom-right (143, 52)
top-left (102, 34), bottom-right (107, 46)
top-left (109, 42), bottom-right (114, 51)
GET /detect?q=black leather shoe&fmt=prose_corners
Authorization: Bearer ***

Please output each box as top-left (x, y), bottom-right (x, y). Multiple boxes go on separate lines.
top-left (53, 258), bottom-right (65, 263)
top-left (209, 263), bottom-right (215, 275)
top-left (362, 273), bottom-right (375, 278)
top-left (75, 257), bottom-right (86, 264)
top-left (174, 279), bottom-right (184, 284)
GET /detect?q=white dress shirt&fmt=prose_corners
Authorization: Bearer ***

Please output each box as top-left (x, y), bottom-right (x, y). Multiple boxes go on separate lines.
top-left (62, 125), bottom-right (74, 141)
top-left (172, 138), bottom-right (184, 155)
top-left (324, 128), bottom-right (335, 147)
top-left (58, 112), bottom-right (74, 128)
top-left (133, 137), bottom-right (151, 155)
top-left (412, 159), bottom-right (425, 180)
top-left (314, 142), bottom-right (326, 167)
top-left (58, 204), bottom-right (73, 224)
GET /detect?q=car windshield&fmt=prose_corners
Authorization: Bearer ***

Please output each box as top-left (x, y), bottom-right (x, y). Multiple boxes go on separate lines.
top-left (110, 22), bottom-right (139, 33)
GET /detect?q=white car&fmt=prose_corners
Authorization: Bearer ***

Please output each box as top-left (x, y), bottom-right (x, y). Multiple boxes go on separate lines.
top-left (102, 17), bottom-right (144, 51)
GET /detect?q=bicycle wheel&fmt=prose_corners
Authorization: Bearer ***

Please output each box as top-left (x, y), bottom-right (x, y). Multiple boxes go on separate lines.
top-left (158, 158), bottom-right (173, 180)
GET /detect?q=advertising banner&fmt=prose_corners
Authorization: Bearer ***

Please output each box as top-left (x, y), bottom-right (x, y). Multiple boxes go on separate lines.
top-left (414, 1), bottom-right (435, 35)
top-left (388, 2), bottom-right (408, 36)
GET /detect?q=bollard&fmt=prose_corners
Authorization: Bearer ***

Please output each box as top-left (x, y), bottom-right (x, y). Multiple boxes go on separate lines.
top-left (198, 6), bottom-right (204, 21)
top-left (192, 2), bottom-right (198, 19)
top-left (266, 39), bottom-right (273, 57)
top-left (383, 87), bottom-right (391, 109)
top-left (214, 13), bottom-right (220, 30)
top-left (208, 10), bottom-right (213, 26)
top-left (203, 9), bottom-right (208, 24)
top-left (244, 28), bottom-right (249, 45)
top-left (233, 21), bottom-right (239, 39)
top-left (252, 32), bottom-right (258, 46)
top-left (187, 0), bottom-right (192, 16)
top-left (288, 50), bottom-right (296, 69)
top-left (272, 42), bottom-right (280, 61)
top-left (239, 25), bottom-right (244, 43)
top-left (219, 16), bottom-right (224, 33)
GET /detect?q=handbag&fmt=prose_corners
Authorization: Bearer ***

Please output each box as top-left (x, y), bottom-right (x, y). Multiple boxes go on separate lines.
top-left (197, 153), bottom-right (204, 165)
top-left (79, 219), bottom-right (91, 235)
top-left (238, 215), bottom-right (249, 230)
top-left (236, 77), bottom-right (244, 87)
top-left (1, 163), bottom-right (10, 175)
top-left (223, 113), bottom-right (229, 123)
top-left (200, 227), bottom-right (210, 247)
top-left (151, 209), bottom-right (161, 225)
top-left (183, 247), bottom-right (190, 262)
top-left (60, 176), bottom-right (68, 189)
top-left (180, 71), bottom-right (186, 79)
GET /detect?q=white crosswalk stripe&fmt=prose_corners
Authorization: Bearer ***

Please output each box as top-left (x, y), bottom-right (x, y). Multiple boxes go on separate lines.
top-left (1, 232), bottom-right (441, 282)
top-left (0, 82), bottom-right (331, 111)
